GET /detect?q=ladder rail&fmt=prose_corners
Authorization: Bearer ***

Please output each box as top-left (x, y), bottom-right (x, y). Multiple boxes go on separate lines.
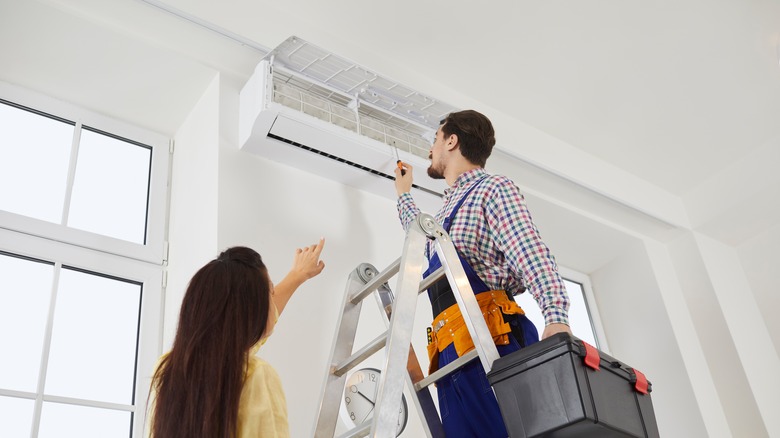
top-left (370, 216), bottom-right (430, 437)
top-left (402, 346), bottom-right (443, 437)
top-left (374, 264), bottom-right (443, 438)
top-left (313, 266), bottom-right (374, 437)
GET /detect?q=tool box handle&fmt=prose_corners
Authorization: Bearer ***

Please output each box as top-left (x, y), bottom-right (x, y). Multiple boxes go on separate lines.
top-left (629, 368), bottom-right (652, 394)
top-left (576, 339), bottom-right (653, 394)
top-left (580, 340), bottom-right (601, 370)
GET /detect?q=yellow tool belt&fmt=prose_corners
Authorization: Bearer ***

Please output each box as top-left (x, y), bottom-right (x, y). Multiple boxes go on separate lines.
top-left (426, 290), bottom-right (525, 375)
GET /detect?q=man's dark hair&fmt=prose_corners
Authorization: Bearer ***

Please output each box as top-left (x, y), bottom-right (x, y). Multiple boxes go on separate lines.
top-left (440, 110), bottom-right (496, 167)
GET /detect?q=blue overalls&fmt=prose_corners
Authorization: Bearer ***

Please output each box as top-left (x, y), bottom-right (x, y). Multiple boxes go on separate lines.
top-left (423, 176), bottom-right (539, 438)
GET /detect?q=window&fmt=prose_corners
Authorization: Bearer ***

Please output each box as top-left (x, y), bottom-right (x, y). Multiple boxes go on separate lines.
top-left (0, 102), bottom-right (154, 245)
top-left (514, 267), bottom-right (609, 351)
top-left (0, 239), bottom-right (163, 438)
top-left (68, 127), bottom-right (153, 244)
top-left (0, 102), bottom-right (73, 224)
top-left (0, 84), bottom-right (167, 438)
top-left (0, 94), bottom-right (169, 264)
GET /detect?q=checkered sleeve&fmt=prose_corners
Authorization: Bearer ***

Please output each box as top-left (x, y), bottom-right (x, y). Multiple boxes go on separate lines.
top-left (397, 192), bottom-right (421, 231)
top-left (484, 177), bottom-right (570, 326)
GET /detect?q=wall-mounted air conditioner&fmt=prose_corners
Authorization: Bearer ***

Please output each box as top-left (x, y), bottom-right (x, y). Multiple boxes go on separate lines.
top-left (239, 36), bottom-right (457, 212)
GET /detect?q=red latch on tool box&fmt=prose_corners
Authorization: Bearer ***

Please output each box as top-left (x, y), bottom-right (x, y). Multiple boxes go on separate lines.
top-left (631, 368), bottom-right (649, 394)
top-left (581, 341), bottom-right (600, 370)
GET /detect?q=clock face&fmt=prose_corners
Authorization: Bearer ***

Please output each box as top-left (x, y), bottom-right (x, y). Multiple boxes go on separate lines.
top-left (343, 367), bottom-right (408, 436)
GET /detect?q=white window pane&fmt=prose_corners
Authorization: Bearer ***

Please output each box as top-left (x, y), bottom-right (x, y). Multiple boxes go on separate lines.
top-left (68, 128), bottom-right (151, 244)
top-left (45, 268), bottom-right (141, 404)
top-left (514, 290), bottom-right (545, 336)
top-left (0, 396), bottom-right (34, 438)
top-left (513, 279), bottom-right (598, 346)
top-left (564, 280), bottom-right (598, 347)
top-left (38, 402), bottom-right (131, 438)
top-left (0, 101), bottom-right (73, 223)
top-left (0, 252), bottom-right (54, 392)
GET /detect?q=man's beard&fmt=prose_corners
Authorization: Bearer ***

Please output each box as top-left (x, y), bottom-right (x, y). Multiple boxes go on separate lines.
top-left (427, 165), bottom-right (444, 180)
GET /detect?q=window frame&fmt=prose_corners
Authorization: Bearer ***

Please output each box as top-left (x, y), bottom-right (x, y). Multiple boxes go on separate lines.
top-left (557, 265), bottom-right (611, 353)
top-left (0, 227), bottom-right (163, 438)
top-left (0, 81), bottom-right (170, 264)
top-left (0, 81), bottom-right (167, 438)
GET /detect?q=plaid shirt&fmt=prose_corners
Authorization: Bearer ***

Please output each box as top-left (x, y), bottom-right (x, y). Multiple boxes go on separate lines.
top-left (397, 168), bottom-right (569, 326)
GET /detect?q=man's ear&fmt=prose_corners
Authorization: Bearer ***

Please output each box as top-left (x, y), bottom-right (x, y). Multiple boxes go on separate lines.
top-left (446, 134), bottom-right (459, 151)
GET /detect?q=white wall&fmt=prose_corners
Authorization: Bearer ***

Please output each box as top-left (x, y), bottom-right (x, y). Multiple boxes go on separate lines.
top-left (642, 238), bottom-right (732, 438)
top-left (667, 233), bottom-right (772, 437)
top-left (737, 223), bottom-right (780, 356)
top-left (693, 233), bottom-right (780, 436)
top-left (683, 138), bottom-right (780, 246)
top-left (591, 240), bottom-right (710, 438)
top-left (161, 72), bottom-right (780, 438)
top-left (164, 74), bottom-right (222, 348)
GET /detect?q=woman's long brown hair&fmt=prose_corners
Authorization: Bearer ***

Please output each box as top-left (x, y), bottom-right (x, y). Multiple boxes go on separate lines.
top-left (150, 246), bottom-right (270, 438)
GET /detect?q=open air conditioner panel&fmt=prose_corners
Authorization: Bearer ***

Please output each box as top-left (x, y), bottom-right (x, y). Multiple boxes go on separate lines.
top-left (239, 36), bottom-right (456, 213)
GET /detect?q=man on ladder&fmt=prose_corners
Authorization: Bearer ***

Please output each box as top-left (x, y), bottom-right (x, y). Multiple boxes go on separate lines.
top-left (394, 110), bottom-right (572, 438)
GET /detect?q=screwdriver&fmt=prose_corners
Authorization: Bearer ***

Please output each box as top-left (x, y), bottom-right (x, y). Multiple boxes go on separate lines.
top-left (394, 145), bottom-right (406, 176)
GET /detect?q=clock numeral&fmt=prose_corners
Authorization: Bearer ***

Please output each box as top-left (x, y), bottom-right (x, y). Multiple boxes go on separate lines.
top-left (349, 385), bottom-right (358, 393)
top-left (345, 396), bottom-right (351, 404)
top-left (369, 373), bottom-right (376, 382)
top-left (350, 412), bottom-right (356, 421)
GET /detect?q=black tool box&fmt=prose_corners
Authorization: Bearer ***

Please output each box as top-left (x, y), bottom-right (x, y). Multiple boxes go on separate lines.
top-left (487, 332), bottom-right (659, 438)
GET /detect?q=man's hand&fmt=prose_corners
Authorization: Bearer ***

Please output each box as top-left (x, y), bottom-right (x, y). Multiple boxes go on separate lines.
top-left (541, 322), bottom-right (572, 340)
top-left (394, 162), bottom-right (413, 196)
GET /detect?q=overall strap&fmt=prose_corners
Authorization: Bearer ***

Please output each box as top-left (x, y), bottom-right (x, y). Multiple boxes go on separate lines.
top-left (425, 174), bottom-right (492, 315)
top-left (442, 175), bottom-right (489, 233)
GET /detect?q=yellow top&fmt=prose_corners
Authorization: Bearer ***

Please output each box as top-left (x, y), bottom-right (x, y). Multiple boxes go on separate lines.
top-left (238, 345), bottom-right (290, 437)
top-left (147, 343), bottom-right (289, 438)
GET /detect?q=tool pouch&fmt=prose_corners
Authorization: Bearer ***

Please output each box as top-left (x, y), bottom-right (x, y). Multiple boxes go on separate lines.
top-left (426, 290), bottom-right (525, 375)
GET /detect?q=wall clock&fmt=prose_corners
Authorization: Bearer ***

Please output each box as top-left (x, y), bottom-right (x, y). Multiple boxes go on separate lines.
top-left (343, 367), bottom-right (408, 436)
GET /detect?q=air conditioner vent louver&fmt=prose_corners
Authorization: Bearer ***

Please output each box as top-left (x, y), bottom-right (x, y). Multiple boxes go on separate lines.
top-left (239, 36), bottom-right (457, 212)
top-left (267, 132), bottom-right (443, 198)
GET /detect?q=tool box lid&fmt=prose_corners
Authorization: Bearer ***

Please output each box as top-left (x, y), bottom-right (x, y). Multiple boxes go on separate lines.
top-left (487, 332), bottom-right (652, 393)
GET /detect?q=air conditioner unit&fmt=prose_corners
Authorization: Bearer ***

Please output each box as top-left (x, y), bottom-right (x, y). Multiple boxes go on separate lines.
top-left (239, 36), bottom-right (456, 213)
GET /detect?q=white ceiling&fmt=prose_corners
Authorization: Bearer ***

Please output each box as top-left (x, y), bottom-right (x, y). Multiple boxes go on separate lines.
top-left (1, 0), bottom-right (778, 249)
top-left (147, 0), bottom-right (780, 195)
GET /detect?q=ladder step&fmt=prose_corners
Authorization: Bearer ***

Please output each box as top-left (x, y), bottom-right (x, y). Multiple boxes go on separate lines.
top-left (335, 421), bottom-right (371, 438)
top-left (333, 331), bottom-right (388, 376)
top-left (413, 349), bottom-right (479, 391)
top-left (350, 261), bottom-right (443, 305)
top-left (333, 266), bottom-right (446, 377)
top-left (417, 266), bottom-right (444, 292)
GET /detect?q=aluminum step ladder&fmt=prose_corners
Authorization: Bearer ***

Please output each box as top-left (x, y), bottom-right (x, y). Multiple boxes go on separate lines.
top-left (312, 213), bottom-right (502, 438)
